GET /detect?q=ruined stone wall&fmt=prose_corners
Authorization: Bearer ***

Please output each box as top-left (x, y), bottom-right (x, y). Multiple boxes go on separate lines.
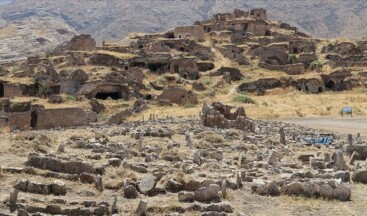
top-left (247, 21), bottom-right (270, 36)
top-left (8, 111), bottom-right (31, 131)
top-left (249, 8), bottom-right (267, 20)
top-left (327, 55), bottom-right (367, 68)
top-left (357, 41), bottom-right (367, 52)
top-left (158, 87), bottom-right (198, 106)
top-left (238, 78), bottom-right (283, 93)
top-left (293, 78), bottom-right (324, 94)
top-left (0, 116), bottom-right (8, 129)
top-left (174, 26), bottom-right (205, 41)
top-left (60, 80), bottom-right (82, 95)
top-left (89, 53), bottom-right (131, 68)
top-left (67, 35), bottom-right (96, 51)
top-left (36, 108), bottom-right (95, 130)
top-left (296, 53), bottom-right (317, 67)
top-left (169, 58), bottom-right (199, 79)
top-left (258, 62), bottom-right (305, 75)
top-left (3, 83), bottom-right (24, 98)
top-left (201, 102), bottom-right (253, 131)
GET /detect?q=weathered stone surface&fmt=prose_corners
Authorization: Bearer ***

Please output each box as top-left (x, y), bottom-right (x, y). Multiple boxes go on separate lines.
top-left (178, 191), bottom-right (195, 202)
top-left (184, 179), bottom-right (202, 191)
top-left (138, 175), bottom-right (157, 195)
top-left (194, 184), bottom-right (220, 203)
top-left (108, 158), bottom-right (122, 167)
top-left (27, 153), bottom-right (97, 175)
top-left (136, 200), bottom-right (147, 216)
top-left (332, 184), bottom-right (351, 201)
top-left (165, 179), bottom-right (184, 193)
top-left (80, 172), bottom-right (95, 184)
top-left (352, 170), bottom-right (367, 183)
top-left (124, 185), bottom-right (139, 199)
top-left (52, 180), bottom-right (66, 196)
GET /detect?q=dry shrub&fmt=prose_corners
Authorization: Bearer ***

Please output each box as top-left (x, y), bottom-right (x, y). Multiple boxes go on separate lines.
top-left (10, 132), bottom-right (55, 154)
top-left (194, 131), bottom-right (224, 143)
top-left (159, 171), bottom-right (189, 185)
top-left (295, 109), bottom-right (305, 117)
top-left (264, 137), bottom-right (280, 146)
top-left (104, 167), bottom-right (137, 190)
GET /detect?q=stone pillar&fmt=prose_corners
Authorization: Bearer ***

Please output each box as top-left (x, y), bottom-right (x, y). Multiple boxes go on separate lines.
top-left (111, 195), bottom-right (117, 214)
top-left (279, 127), bottom-right (286, 145)
top-left (57, 143), bottom-right (65, 153)
top-left (236, 172), bottom-right (242, 188)
top-left (136, 200), bottom-right (147, 216)
top-left (95, 175), bottom-right (103, 192)
top-left (222, 180), bottom-right (227, 198)
top-left (193, 151), bottom-right (201, 166)
top-left (324, 153), bottom-right (331, 162)
top-left (185, 130), bottom-right (192, 148)
top-left (348, 134), bottom-right (353, 145)
top-left (9, 189), bottom-right (18, 204)
top-left (138, 132), bottom-right (144, 152)
top-left (334, 149), bottom-right (345, 171)
top-left (283, 145), bottom-right (289, 156)
top-left (267, 149), bottom-right (279, 165)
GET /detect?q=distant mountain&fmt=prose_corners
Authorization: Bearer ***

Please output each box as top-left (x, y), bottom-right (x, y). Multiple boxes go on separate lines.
top-left (0, 0), bottom-right (366, 43)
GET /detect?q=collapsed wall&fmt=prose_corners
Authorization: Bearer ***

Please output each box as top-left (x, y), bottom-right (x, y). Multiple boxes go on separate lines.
top-left (201, 102), bottom-right (254, 131)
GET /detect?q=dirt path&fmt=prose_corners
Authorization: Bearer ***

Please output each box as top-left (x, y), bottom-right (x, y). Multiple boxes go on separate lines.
top-left (282, 116), bottom-right (367, 137)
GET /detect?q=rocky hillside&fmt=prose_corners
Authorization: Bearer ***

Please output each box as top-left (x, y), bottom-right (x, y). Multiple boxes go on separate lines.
top-left (0, 0), bottom-right (366, 43)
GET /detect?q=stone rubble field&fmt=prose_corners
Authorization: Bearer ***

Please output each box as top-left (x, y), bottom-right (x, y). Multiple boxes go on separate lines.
top-left (1, 102), bottom-right (367, 216)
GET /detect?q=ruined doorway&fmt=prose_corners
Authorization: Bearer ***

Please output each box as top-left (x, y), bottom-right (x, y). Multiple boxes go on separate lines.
top-left (325, 80), bottom-right (335, 90)
top-left (147, 63), bottom-right (166, 72)
top-left (318, 87), bottom-right (324, 93)
top-left (95, 92), bottom-right (122, 100)
top-left (0, 83), bottom-right (4, 97)
top-left (30, 111), bottom-right (37, 129)
top-left (243, 24), bottom-right (249, 32)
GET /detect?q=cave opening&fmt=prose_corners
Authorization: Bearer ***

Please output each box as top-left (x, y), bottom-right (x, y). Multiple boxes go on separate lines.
top-left (95, 92), bottom-right (122, 100)
top-left (147, 63), bottom-right (166, 72)
top-left (325, 80), bottom-right (335, 91)
top-left (0, 83), bottom-right (4, 97)
top-left (30, 111), bottom-right (37, 129)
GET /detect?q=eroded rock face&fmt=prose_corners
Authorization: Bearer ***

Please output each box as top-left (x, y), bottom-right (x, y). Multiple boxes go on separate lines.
top-left (201, 102), bottom-right (253, 131)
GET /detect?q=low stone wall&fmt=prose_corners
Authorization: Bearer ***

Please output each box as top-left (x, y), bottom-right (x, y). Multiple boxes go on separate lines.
top-left (36, 108), bottom-right (96, 130)
top-left (27, 153), bottom-right (99, 175)
top-left (259, 62), bottom-right (305, 75)
top-left (3, 83), bottom-right (24, 97)
top-left (8, 111), bottom-right (31, 131)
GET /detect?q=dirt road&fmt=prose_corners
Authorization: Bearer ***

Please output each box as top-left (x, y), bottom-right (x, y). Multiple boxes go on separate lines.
top-left (283, 116), bottom-right (367, 137)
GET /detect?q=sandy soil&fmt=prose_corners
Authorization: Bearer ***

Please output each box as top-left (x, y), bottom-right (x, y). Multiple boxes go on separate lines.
top-left (283, 116), bottom-right (367, 137)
